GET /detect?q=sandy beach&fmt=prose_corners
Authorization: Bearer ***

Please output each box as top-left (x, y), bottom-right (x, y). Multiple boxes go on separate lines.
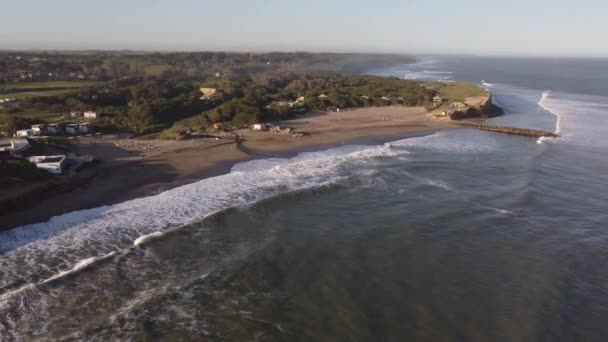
top-left (1, 106), bottom-right (451, 230)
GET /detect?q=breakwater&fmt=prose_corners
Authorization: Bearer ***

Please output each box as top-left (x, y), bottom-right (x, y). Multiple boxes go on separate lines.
top-left (452, 122), bottom-right (558, 138)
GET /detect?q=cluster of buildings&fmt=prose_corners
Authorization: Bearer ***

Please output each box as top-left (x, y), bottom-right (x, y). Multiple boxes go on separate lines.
top-left (0, 139), bottom-right (67, 174)
top-left (15, 123), bottom-right (92, 137)
top-left (0, 98), bottom-right (19, 110)
top-left (1, 137), bottom-right (94, 175)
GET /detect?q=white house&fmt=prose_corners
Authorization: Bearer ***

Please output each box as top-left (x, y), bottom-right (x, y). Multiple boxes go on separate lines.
top-left (28, 155), bottom-right (66, 175)
top-left (31, 124), bottom-right (47, 136)
top-left (10, 139), bottom-right (30, 155)
top-left (84, 111), bottom-right (98, 119)
top-left (15, 129), bottom-right (33, 137)
top-left (318, 94), bottom-right (329, 100)
top-left (252, 123), bottom-right (267, 131)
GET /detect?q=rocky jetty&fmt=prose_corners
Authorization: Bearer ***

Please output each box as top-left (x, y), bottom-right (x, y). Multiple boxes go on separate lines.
top-left (453, 122), bottom-right (558, 138)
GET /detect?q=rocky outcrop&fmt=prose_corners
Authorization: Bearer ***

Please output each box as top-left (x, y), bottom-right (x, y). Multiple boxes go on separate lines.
top-left (449, 95), bottom-right (503, 120)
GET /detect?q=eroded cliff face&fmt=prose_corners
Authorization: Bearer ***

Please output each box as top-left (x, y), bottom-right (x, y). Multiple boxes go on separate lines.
top-left (449, 95), bottom-right (503, 120)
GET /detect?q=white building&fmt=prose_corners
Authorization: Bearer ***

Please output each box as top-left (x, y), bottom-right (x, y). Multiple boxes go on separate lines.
top-left (15, 129), bottom-right (33, 137)
top-left (10, 139), bottom-right (30, 155)
top-left (252, 124), bottom-right (267, 131)
top-left (31, 124), bottom-right (47, 136)
top-left (84, 111), bottom-right (98, 119)
top-left (28, 155), bottom-right (66, 175)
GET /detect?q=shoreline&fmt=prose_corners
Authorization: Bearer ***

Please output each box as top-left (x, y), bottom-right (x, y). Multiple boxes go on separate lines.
top-left (1, 107), bottom-right (451, 231)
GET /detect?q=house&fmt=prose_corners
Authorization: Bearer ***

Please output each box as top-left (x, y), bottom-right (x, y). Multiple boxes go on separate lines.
top-left (84, 111), bottom-right (98, 119)
top-left (31, 124), bottom-right (47, 136)
top-left (381, 96), bottom-right (392, 102)
top-left (9, 139), bottom-right (30, 156)
top-left (327, 106), bottom-right (340, 112)
top-left (15, 129), bottom-right (33, 137)
top-left (396, 97), bottom-right (406, 105)
top-left (450, 101), bottom-right (467, 109)
top-left (296, 96), bottom-right (305, 103)
top-left (78, 123), bottom-right (91, 134)
top-left (66, 124), bottom-right (79, 135)
top-left (361, 95), bottom-right (370, 100)
top-left (318, 94), bottom-right (328, 100)
top-left (200, 87), bottom-right (222, 100)
top-left (28, 155), bottom-right (66, 174)
top-left (70, 111), bottom-right (83, 119)
top-left (47, 124), bottom-right (61, 135)
top-left (433, 96), bottom-right (443, 103)
top-left (252, 123), bottom-right (267, 131)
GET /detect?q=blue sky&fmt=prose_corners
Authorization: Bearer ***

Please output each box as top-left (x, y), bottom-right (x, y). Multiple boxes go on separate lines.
top-left (1, 0), bottom-right (607, 56)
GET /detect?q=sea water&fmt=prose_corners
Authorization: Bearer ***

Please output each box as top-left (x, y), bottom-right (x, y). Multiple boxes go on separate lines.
top-left (1, 56), bottom-right (608, 341)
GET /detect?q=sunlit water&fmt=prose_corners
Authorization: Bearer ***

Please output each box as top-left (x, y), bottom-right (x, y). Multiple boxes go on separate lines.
top-left (1, 57), bottom-right (608, 341)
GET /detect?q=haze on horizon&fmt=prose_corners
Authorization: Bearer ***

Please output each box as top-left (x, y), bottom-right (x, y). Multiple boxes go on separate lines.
top-left (1, 0), bottom-right (607, 57)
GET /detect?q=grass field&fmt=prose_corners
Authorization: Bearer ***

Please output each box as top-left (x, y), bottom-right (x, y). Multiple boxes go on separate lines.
top-left (0, 110), bottom-right (64, 126)
top-left (2, 81), bottom-right (100, 90)
top-left (0, 81), bottom-right (102, 100)
top-left (424, 82), bottom-right (489, 101)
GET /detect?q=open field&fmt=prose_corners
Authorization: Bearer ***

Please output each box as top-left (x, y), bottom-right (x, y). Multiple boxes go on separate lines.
top-left (0, 81), bottom-right (102, 100)
top-left (423, 82), bottom-right (489, 101)
top-left (2, 81), bottom-right (100, 90)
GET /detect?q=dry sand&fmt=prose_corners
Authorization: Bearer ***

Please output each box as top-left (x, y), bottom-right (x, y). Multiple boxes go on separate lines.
top-left (1, 106), bottom-right (452, 230)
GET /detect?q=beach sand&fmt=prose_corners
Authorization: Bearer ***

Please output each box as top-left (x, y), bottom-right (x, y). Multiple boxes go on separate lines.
top-left (1, 106), bottom-right (451, 230)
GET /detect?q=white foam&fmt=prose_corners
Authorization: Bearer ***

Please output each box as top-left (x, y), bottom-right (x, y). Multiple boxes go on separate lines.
top-left (133, 231), bottom-right (165, 247)
top-left (0, 143), bottom-right (399, 297)
top-left (537, 91), bottom-right (562, 135)
top-left (42, 252), bottom-right (117, 284)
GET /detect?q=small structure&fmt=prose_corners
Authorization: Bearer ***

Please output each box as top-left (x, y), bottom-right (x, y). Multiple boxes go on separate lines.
top-left (47, 124), bottom-right (62, 135)
top-left (360, 95), bottom-right (370, 100)
top-left (318, 94), bottom-right (328, 100)
top-left (83, 111), bottom-right (98, 119)
top-left (78, 123), bottom-right (91, 134)
top-left (31, 124), bottom-right (47, 136)
top-left (70, 111), bottom-right (83, 119)
top-left (252, 123), bottom-right (267, 131)
top-left (433, 96), bottom-right (443, 103)
top-left (396, 97), bottom-right (406, 105)
top-left (66, 124), bottom-right (79, 135)
top-left (451, 101), bottom-right (467, 109)
top-left (15, 129), bottom-right (33, 137)
top-left (9, 139), bottom-right (31, 156)
top-left (200, 87), bottom-right (221, 100)
top-left (296, 96), bottom-right (305, 103)
top-left (28, 155), bottom-right (66, 174)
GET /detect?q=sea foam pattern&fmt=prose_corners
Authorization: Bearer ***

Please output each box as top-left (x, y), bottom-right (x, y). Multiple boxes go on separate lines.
top-left (0, 144), bottom-right (397, 298)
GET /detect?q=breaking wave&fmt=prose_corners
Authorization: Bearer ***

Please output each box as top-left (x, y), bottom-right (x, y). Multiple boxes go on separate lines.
top-left (536, 91), bottom-right (562, 144)
top-left (0, 143), bottom-right (399, 300)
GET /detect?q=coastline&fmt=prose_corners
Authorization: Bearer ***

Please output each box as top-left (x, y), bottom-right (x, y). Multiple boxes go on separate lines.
top-left (0, 106), bottom-right (451, 231)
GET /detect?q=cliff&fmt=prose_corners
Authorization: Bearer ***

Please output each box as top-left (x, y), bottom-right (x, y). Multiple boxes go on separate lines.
top-left (448, 95), bottom-right (504, 120)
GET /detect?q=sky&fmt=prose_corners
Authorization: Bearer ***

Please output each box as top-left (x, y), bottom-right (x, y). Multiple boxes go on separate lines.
top-left (1, 0), bottom-right (607, 57)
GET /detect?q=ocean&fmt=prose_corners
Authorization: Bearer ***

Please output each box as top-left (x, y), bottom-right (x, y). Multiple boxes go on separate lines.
top-left (1, 56), bottom-right (608, 341)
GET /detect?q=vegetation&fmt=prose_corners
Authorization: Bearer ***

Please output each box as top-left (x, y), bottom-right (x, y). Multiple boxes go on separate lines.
top-left (0, 51), bottom-right (488, 140)
top-left (423, 82), bottom-right (489, 102)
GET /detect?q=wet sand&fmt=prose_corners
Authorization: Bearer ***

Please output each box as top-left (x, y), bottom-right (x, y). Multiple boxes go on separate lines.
top-left (1, 107), bottom-right (451, 230)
